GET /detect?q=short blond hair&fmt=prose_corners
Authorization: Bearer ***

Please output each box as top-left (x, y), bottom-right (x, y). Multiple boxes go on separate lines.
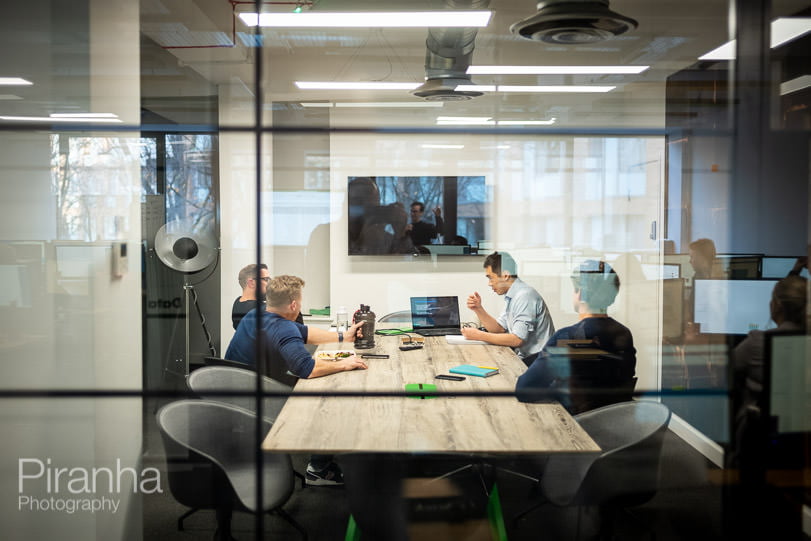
top-left (267, 275), bottom-right (305, 307)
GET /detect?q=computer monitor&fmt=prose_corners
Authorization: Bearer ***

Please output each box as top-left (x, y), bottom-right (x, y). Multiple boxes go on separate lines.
top-left (761, 256), bottom-right (809, 279)
top-left (711, 254), bottom-right (762, 278)
top-left (765, 333), bottom-right (811, 433)
top-left (724, 256), bottom-right (762, 279)
top-left (693, 279), bottom-right (777, 334)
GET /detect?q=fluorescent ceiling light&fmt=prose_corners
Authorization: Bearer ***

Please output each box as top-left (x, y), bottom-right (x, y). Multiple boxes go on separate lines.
top-left (335, 101), bottom-right (443, 108)
top-left (436, 116), bottom-right (557, 126)
top-left (239, 11), bottom-right (492, 28)
top-left (0, 77), bottom-right (33, 86)
top-left (499, 85), bottom-right (615, 93)
top-left (301, 101), bottom-right (444, 108)
top-left (498, 118), bottom-right (557, 125)
top-left (772, 18), bottom-right (811, 48)
top-left (467, 65), bottom-right (649, 75)
top-left (50, 112), bottom-right (119, 118)
top-left (780, 74), bottom-right (811, 96)
top-left (699, 41), bottom-right (735, 61)
top-left (437, 116), bottom-right (494, 125)
top-left (437, 120), bottom-right (495, 125)
top-left (699, 17), bottom-right (811, 60)
top-left (0, 95), bottom-right (23, 100)
top-left (0, 115), bottom-right (122, 123)
top-left (296, 81), bottom-right (420, 90)
top-left (456, 84), bottom-right (614, 93)
top-left (454, 85), bottom-right (497, 92)
top-left (422, 144), bottom-right (464, 149)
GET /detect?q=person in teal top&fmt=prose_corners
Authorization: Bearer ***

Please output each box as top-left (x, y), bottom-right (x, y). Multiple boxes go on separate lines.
top-left (516, 260), bottom-right (636, 413)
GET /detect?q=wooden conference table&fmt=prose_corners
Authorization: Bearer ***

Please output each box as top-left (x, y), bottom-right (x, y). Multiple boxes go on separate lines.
top-left (262, 334), bottom-right (599, 455)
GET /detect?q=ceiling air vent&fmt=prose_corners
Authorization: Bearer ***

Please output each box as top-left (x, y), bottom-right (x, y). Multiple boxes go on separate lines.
top-left (510, 0), bottom-right (638, 44)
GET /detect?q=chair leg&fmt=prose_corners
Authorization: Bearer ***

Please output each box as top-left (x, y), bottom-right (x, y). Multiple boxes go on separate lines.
top-left (511, 499), bottom-right (545, 526)
top-left (177, 507), bottom-right (199, 531)
top-left (294, 469), bottom-right (307, 489)
top-left (214, 505), bottom-right (235, 541)
top-left (275, 507), bottom-right (308, 541)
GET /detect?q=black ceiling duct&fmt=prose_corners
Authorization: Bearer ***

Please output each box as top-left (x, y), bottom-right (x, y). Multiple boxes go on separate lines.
top-left (510, 0), bottom-right (638, 44)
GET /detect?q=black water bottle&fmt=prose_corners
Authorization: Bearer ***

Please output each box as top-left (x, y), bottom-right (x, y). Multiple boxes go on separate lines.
top-left (353, 304), bottom-right (376, 349)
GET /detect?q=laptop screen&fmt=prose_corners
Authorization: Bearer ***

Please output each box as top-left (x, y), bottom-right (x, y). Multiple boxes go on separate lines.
top-left (410, 296), bottom-right (461, 330)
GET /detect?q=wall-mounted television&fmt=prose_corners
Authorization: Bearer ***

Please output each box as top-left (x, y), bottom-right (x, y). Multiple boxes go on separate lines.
top-left (347, 176), bottom-right (489, 256)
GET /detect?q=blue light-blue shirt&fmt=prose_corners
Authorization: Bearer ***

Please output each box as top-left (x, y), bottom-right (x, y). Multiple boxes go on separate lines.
top-left (496, 278), bottom-right (555, 360)
top-left (225, 309), bottom-right (313, 378)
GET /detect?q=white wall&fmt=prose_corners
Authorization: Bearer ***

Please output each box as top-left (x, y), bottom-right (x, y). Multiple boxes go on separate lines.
top-left (0, 1), bottom-right (143, 539)
top-left (324, 129), bottom-right (664, 391)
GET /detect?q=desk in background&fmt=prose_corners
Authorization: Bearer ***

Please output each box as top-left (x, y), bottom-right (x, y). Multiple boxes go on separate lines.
top-left (262, 334), bottom-right (599, 454)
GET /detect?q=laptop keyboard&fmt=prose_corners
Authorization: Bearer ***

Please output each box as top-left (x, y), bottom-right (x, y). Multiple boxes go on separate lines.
top-left (414, 328), bottom-right (462, 336)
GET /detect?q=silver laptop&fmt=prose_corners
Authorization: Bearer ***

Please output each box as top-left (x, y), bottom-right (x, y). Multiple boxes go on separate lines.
top-left (409, 296), bottom-right (462, 336)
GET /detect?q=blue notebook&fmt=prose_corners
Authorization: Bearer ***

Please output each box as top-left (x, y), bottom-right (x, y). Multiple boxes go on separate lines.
top-left (449, 364), bottom-right (499, 378)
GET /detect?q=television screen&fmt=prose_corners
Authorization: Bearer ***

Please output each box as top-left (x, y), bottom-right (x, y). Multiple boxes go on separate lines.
top-left (347, 176), bottom-right (489, 256)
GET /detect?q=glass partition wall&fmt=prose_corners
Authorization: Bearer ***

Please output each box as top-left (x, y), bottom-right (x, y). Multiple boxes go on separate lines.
top-left (1, 0), bottom-right (809, 539)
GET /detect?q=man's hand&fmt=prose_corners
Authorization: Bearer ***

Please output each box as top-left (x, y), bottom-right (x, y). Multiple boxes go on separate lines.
top-left (461, 327), bottom-right (483, 340)
top-left (337, 355), bottom-right (368, 372)
top-left (345, 321), bottom-right (364, 342)
top-left (466, 291), bottom-right (482, 311)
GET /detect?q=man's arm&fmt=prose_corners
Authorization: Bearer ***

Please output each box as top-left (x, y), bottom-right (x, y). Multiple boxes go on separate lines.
top-left (515, 353), bottom-right (555, 403)
top-left (306, 321), bottom-right (364, 345)
top-left (307, 356), bottom-right (368, 378)
top-left (461, 327), bottom-right (523, 347)
top-left (465, 291), bottom-right (505, 333)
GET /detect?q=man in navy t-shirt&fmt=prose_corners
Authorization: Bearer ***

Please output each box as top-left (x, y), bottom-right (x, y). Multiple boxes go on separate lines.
top-left (225, 275), bottom-right (367, 485)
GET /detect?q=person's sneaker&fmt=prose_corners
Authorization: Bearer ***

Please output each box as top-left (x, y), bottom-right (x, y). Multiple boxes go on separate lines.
top-left (305, 462), bottom-right (344, 486)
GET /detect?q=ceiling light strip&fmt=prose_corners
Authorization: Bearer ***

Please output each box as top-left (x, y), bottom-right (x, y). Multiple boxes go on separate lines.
top-left (296, 82), bottom-right (421, 90)
top-left (0, 77), bottom-right (33, 86)
top-left (455, 84), bottom-right (614, 93)
top-left (699, 17), bottom-right (811, 60)
top-left (0, 115), bottom-right (123, 123)
top-left (240, 11), bottom-right (492, 28)
top-left (467, 65), bottom-right (649, 75)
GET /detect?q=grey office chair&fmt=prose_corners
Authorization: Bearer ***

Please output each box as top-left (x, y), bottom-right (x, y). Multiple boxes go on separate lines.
top-left (157, 416), bottom-right (219, 532)
top-left (187, 365), bottom-right (291, 424)
top-left (514, 401), bottom-right (671, 540)
top-left (377, 310), bottom-right (412, 323)
top-left (156, 400), bottom-right (306, 540)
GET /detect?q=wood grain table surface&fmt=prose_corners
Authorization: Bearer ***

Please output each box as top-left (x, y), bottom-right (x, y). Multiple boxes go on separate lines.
top-left (262, 333), bottom-right (600, 454)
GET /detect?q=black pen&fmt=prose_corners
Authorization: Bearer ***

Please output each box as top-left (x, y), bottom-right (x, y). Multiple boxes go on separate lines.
top-left (361, 354), bottom-right (389, 359)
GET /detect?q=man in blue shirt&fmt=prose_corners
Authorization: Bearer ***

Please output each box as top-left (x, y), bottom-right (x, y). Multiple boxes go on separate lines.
top-left (227, 275), bottom-right (366, 378)
top-left (225, 275), bottom-right (367, 485)
top-left (461, 251), bottom-right (554, 363)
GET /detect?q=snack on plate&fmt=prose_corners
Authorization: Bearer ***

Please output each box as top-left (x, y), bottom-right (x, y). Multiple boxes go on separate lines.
top-left (316, 350), bottom-right (355, 361)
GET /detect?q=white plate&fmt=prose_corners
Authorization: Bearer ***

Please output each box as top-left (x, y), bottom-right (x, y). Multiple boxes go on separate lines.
top-left (316, 350), bottom-right (356, 361)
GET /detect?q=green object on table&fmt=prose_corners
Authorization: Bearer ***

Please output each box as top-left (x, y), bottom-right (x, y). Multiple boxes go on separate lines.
top-left (404, 383), bottom-right (437, 399)
top-left (344, 483), bottom-right (508, 541)
top-left (310, 306), bottom-right (331, 316)
top-left (375, 328), bottom-right (413, 335)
